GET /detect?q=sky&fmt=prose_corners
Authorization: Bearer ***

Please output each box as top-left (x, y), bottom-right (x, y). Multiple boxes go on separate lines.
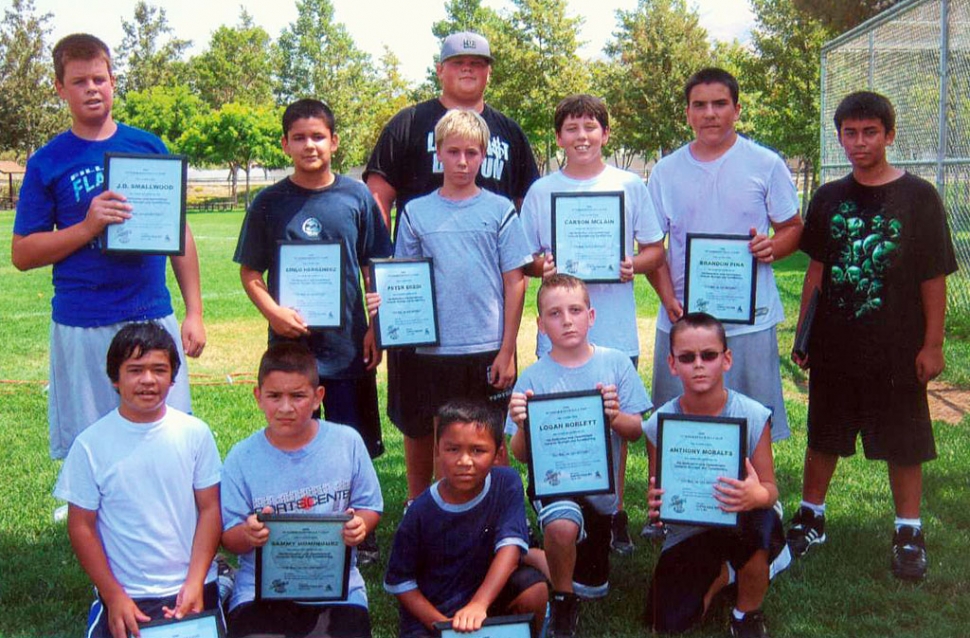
top-left (12, 0), bottom-right (757, 83)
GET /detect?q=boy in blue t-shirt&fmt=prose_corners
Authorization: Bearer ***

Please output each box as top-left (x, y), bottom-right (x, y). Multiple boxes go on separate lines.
top-left (385, 400), bottom-right (547, 638)
top-left (643, 313), bottom-right (788, 638)
top-left (220, 342), bottom-right (383, 638)
top-left (506, 274), bottom-right (650, 638)
top-left (12, 34), bottom-right (205, 461)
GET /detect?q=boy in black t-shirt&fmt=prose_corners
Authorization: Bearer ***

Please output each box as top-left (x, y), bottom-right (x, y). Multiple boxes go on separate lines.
top-left (790, 91), bottom-right (957, 581)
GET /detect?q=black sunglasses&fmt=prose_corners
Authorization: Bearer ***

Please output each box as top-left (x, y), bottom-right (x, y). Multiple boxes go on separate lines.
top-left (674, 350), bottom-right (724, 364)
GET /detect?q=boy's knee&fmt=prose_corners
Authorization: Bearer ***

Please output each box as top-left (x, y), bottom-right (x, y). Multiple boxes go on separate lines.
top-left (544, 518), bottom-right (580, 546)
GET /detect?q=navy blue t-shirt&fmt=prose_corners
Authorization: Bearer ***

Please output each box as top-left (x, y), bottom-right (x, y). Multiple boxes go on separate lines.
top-left (233, 175), bottom-right (392, 379)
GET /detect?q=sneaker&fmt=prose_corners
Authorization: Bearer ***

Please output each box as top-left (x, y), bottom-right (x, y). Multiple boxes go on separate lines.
top-left (53, 503), bottom-right (69, 523)
top-left (215, 554), bottom-right (236, 612)
top-left (786, 506), bottom-right (826, 558)
top-left (729, 609), bottom-right (769, 638)
top-left (640, 521), bottom-right (666, 541)
top-left (549, 591), bottom-right (580, 638)
top-left (611, 510), bottom-right (634, 555)
top-left (357, 531), bottom-right (380, 566)
top-left (891, 525), bottom-right (927, 581)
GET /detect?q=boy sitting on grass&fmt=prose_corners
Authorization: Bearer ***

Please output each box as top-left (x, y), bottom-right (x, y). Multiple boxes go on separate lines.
top-left (643, 313), bottom-right (788, 638)
top-left (54, 322), bottom-right (222, 638)
top-left (384, 400), bottom-right (548, 637)
top-left (220, 343), bottom-right (383, 638)
top-left (506, 274), bottom-right (650, 638)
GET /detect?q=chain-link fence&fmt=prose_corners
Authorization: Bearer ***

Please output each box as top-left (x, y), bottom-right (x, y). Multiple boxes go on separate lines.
top-left (820, 0), bottom-right (970, 311)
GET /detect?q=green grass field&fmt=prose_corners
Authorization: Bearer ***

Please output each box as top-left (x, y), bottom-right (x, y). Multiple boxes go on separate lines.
top-left (1, 210), bottom-right (969, 637)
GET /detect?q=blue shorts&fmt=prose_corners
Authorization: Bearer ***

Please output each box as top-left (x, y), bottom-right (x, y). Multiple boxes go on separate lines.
top-left (534, 498), bottom-right (612, 599)
top-left (87, 581), bottom-right (221, 638)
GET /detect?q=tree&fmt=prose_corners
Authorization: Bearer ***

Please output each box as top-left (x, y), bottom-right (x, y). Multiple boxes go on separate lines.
top-left (115, 1), bottom-right (191, 95)
top-left (0, 0), bottom-right (64, 159)
top-left (178, 103), bottom-right (287, 207)
top-left (190, 9), bottom-right (275, 109)
top-left (116, 84), bottom-right (204, 151)
top-left (599, 0), bottom-right (711, 164)
top-left (360, 48), bottom-right (414, 157)
top-left (794, 0), bottom-right (900, 33)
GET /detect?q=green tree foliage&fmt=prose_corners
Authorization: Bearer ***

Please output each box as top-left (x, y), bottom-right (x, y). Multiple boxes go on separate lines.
top-left (178, 103), bottom-right (286, 207)
top-left (0, 0), bottom-right (65, 159)
top-left (115, 1), bottom-right (191, 96)
top-left (116, 84), bottom-right (204, 151)
top-left (598, 0), bottom-right (711, 163)
top-left (189, 9), bottom-right (275, 109)
top-left (361, 48), bottom-right (414, 157)
top-left (275, 0), bottom-right (378, 170)
top-left (794, 0), bottom-right (900, 33)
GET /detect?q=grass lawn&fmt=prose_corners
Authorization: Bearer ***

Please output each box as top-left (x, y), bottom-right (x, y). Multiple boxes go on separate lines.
top-left (1, 209), bottom-right (969, 637)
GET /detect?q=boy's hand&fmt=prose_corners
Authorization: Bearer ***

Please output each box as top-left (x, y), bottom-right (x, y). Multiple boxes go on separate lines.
top-left (619, 256), bottom-right (634, 283)
top-left (451, 601), bottom-right (488, 632)
top-left (541, 252), bottom-right (557, 279)
top-left (364, 291), bottom-right (381, 318)
top-left (489, 350), bottom-right (515, 390)
top-left (180, 313), bottom-right (206, 358)
top-left (342, 508), bottom-right (368, 547)
top-left (748, 226), bottom-right (776, 264)
top-left (597, 383), bottom-right (620, 424)
top-left (508, 390), bottom-right (532, 427)
top-left (646, 476), bottom-right (664, 524)
top-left (244, 507), bottom-right (273, 548)
top-left (84, 191), bottom-right (132, 236)
top-left (362, 325), bottom-right (382, 371)
top-left (916, 343), bottom-right (945, 384)
top-left (161, 581), bottom-right (204, 620)
top-left (268, 306), bottom-right (310, 338)
top-left (714, 458), bottom-right (770, 512)
top-left (104, 591), bottom-right (150, 638)
top-left (663, 298), bottom-right (684, 323)
top-left (791, 350), bottom-right (809, 370)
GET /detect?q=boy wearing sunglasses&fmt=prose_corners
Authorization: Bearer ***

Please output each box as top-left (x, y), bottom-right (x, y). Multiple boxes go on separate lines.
top-left (643, 313), bottom-right (789, 638)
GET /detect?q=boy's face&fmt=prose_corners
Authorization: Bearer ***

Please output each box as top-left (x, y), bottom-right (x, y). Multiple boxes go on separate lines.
top-left (537, 285), bottom-right (594, 350)
top-left (55, 57), bottom-right (115, 127)
top-left (556, 114), bottom-right (609, 167)
top-left (254, 371), bottom-right (324, 441)
top-left (668, 326), bottom-right (732, 396)
top-left (437, 421), bottom-right (498, 501)
top-left (113, 349), bottom-right (173, 423)
top-left (438, 134), bottom-right (484, 190)
top-left (838, 117), bottom-right (895, 171)
top-left (686, 82), bottom-right (740, 150)
top-left (437, 55), bottom-right (491, 103)
top-left (282, 117), bottom-right (339, 176)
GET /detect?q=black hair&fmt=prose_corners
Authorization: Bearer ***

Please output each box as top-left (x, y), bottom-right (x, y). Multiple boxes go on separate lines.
top-left (554, 94), bottom-right (610, 134)
top-left (684, 67), bottom-right (739, 106)
top-left (282, 98), bottom-right (336, 137)
top-left (669, 312), bottom-right (728, 353)
top-left (257, 342), bottom-right (320, 387)
top-left (106, 322), bottom-right (180, 383)
top-left (833, 91), bottom-right (896, 134)
top-left (436, 399), bottom-right (504, 450)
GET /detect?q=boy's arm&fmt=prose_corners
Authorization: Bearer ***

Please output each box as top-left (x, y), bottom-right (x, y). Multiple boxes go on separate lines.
top-left (792, 258), bottom-right (823, 369)
top-left (365, 174), bottom-right (395, 230)
top-left (396, 590), bottom-right (449, 631)
top-left (239, 265), bottom-right (310, 338)
top-left (164, 484), bottom-right (221, 619)
top-left (916, 274), bottom-right (947, 384)
top-left (632, 240), bottom-right (664, 276)
top-left (599, 383), bottom-right (643, 442)
top-left (452, 545), bottom-right (521, 632)
top-left (749, 215), bottom-right (804, 264)
top-left (508, 390), bottom-right (531, 462)
top-left (169, 224), bottom-right (206, 358)
top-left (222, 506), bottom-right (273, 555)
top-left (342, 508), bottom-right (381, 547)
top-left (646, 262), bottom-right (683, 323)
top-left (490, 267), bottom-right (527, 389)
top-left (67, 505), bottom-right (150, 638)
top-left (360, 265), bottom-right (382, 371)
top-left (714, 425), bottom-right (778, 512)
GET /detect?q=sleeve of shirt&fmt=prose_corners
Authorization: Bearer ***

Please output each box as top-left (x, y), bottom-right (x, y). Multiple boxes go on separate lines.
top-left (642, 411), bottom-right (659, 446)
top-left (357, 188), bottom-right (394, 265)
top-left (509, 123), bottom-right (540, 201)
top-left (52, 442), bottom-right (101, 511)
top-left (13, 157), bottom-right (56, 236)
top-left (519, 183), bottom-right (546, 254)
top-left (219, 447), bottom-right (255, 532)
top-left (493, 469), bottom-right (529, 554)
top-left (192, 422), bottom-right (222, 490)
top-left (915, 181), bottom-right (959, 281)
top-left (765, 156), bottom-right (800, 224)
top-left (394, 206), bottom-right (421, 259)
top-left (364, 109), bottom-right (410, 190)
top-left (384, 508), bottom-right (421, 594)
top-left (799, 188), bottom-right (829, 263)
top-left (350, 434), bottom-right (384, 514)
top-left (497, 202), bottom-right (533, 273)
top-left (233, 195), bottom-right (271, 272)
top-left (631, 179), bottom-right (664, 245)
top-left (616, 354), bottom-right (651, 415)
top-left (645, 167), bottom-right (670, 236)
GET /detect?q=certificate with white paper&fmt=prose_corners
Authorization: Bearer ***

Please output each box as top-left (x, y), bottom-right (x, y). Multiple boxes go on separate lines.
top-left (103, 153), bottom-right (186, 255)
top-left (255, 513), bottom-right (352, 602)
top-left (370, 258), bottom-right (439, 348)
top-left (276, 241), bottom-right (345, 329)
top-left (434, 614), bottom-right (533, 638)
top-left (551, 191), bottom-right (625, 283)
top-left (524, 390), bottom-right (613, 499)
top-left (684, 233), bottom-right (756, 324)
top-left (656, 414), bottom-right (746, 528)
top-left (132, 610), bottom-right (223, 638)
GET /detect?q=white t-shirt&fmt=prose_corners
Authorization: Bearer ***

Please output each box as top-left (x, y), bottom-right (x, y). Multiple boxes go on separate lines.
top-left (54, 407), bottom-right (221, 598)
top-left (521, 165), bottom-right (664, 357)
top-left (648, 136), bottom-right (799, 336)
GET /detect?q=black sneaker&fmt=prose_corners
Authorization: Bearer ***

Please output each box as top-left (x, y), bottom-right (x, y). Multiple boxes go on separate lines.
top-left (549, 591), bottom-right (580, 638)
top-left (891, 525), bottom-right (927, 581)
top-left (786, 506), bottom-right (826, 558)
top-left (357, 530), bottom-right (380, 566)
top-left (611, 509), bottom-right (634, 555)
top-left (640, 521), bottom-right (666, 541)
top-left (729, 609), bottom-right (769, 638)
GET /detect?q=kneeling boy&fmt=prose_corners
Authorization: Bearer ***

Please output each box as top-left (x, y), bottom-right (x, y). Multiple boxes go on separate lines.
top-left (220, 343), bottom-right (383, 638)
top-left (54, 322), bottom-right (222, 638)
top-left (507, 274), bottom-right (649, 638)
top-left (644, 313), bottom-right (787, 638)
top-left (384, 400), bottom-right (548, 638)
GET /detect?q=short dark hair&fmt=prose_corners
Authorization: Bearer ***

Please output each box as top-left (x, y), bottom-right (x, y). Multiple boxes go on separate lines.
top-left (436, 399), bottom-right (504, 450)
top-left (282, 99), bottom-right (336, 137)
top-left (554, 94), bottom-right (610, 134)
top-left (106, 322), bottom-right (180, 383)
top-left (684, 67), bottom-right (739, 106)
top-left (833, 91), bottom-right (896, 134)
top-left (53, 33), bottom-right (112, 84)
top-left (536, 273), bottom-right (590, 315)
top-left (669, 312), bottom-right (728, 353)
top-left (257, 342), bottom-right (320, 388)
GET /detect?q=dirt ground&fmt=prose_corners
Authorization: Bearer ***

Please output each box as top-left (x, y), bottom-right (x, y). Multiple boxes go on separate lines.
top-left (927, 381), bottom-right (970, 424)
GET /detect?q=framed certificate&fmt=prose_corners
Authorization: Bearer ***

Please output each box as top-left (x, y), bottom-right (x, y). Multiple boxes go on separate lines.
top-left (524, 390), bottom-right (614, 500)
top-left (433, 614), bottom-right (533, 638)
top-left (655, 414), bottom-right (747, 528)
top-left (370, 258), bottom-right (439, 348)
top-left (551, 191), bottom-right (625, 283)
top-left (132, 609), bottom-right (224, 638)
top-left (255, 513), bottom-right (352, 602)
top-left (683, 233), bottom-right (756, 324)
top-left (792, 287), bottom-right (820, 359)
top-left (103, 153), bottom-right (187, 255)
top-left (276, 241), bottom-right (345, 329)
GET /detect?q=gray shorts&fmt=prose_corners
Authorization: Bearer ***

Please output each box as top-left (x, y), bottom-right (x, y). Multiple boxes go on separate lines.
top-left (651, 326), bottom-right (789, 441)
top-left (48, 315), bottom-right (191, 459)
